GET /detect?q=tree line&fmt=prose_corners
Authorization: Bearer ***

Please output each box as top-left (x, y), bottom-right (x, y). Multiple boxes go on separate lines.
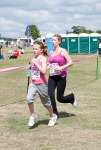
top-left (25, 25), bottom-right (101, 40)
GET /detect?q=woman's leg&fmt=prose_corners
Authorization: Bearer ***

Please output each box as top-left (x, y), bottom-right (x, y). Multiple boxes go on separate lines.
top-left (28, 102), bottom-right (35, 115)
top-left (48, 76), bottom-right (58, 115)
top-left (36, 83), bottom-right (58, 126)
top-left (45, 105), bottom-right (57, 126)
top-left (45, 105), bottom-right (53, 117)
top-left (27, 83), bottom-right (37, 115)
top-left (57, 76), bottom-right (74, 104)
top-left (26, 84), bottom-right (38, 128)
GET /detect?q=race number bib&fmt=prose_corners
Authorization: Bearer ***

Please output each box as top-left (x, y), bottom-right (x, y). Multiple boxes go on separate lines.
top-left (31, 70), bottom-right (40, 80)
top-left (50, 63), bottom-right (60, 75)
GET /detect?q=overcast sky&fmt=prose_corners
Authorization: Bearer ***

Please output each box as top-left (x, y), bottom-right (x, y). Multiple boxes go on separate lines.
top-left (0, 0), bottom-right (101, 38)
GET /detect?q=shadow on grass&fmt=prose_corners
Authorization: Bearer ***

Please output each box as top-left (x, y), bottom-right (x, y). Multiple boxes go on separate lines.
top-left (28, 122), bottom-right (39, 129)
top-left (29, 119), bottom-right (49, 129)
top-left (38, 119), bottom-right (49, 125)
top-left (29, 112), bottom-right (76, 129)
top-left (59, 111), bottom-right (76, 118)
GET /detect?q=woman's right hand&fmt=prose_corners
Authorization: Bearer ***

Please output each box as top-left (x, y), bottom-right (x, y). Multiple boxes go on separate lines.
top-left (26, 64), bottom-right (31, 70)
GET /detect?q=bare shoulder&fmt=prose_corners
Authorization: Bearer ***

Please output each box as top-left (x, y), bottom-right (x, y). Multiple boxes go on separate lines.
top-left (60, 47), bottom-right (69, 55)
top-left (40, 55), bottom-right (47, 62)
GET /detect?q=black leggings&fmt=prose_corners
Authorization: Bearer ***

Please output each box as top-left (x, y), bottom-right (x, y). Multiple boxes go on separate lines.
top-left (48, 75), bottom-right (74, 115)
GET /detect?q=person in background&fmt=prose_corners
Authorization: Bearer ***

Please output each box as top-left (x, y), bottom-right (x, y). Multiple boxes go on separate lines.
top-left (26, 41), bottom-right (57, 128)
top-left (98, 39), bottom-right (101, 56)
top-left (0, 45), bottom-right (4, 60)
top-left (48, 34), bottom-right (77, 117)
top-left (8, 49), bottom-right (21, 59)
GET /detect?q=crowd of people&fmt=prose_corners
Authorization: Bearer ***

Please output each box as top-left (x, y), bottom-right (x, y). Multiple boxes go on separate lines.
top-left (0, 45), bottom-right (25, 60)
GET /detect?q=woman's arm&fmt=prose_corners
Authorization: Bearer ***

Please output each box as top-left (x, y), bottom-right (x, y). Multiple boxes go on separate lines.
top-left (55, 48), bottom-right (73, 71)
top-left (32, 56), bottom-right (47, 74)
top-left (61, 49), bottom-right (73, 69)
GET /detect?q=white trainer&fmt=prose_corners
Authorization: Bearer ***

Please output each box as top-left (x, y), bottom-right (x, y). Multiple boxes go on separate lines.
top-left (73, 97), bottom-right (77, 107)
top-left (28, 114), bottom-right (38, 128)
top-left (48, 114), bottom-right (57, 127)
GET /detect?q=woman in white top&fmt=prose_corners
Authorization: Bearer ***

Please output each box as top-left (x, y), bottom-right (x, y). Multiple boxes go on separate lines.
top-left (98, 39), bottom-right (101, 55)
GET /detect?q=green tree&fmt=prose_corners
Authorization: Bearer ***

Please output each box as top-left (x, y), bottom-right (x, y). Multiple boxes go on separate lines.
top-left (71, 26), bottom-right (94, 34)
top-left (87, 29), bottom-right (93, 34)
top-left (72, 26), bottom-right (86, 33)
top-left (25, 25), bottom-right (40, 40)
top-left (96, 30), bottom-right (101, 34)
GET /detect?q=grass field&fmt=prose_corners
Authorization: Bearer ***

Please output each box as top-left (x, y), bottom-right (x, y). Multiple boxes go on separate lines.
top-left (0, 48), bottom-right (101, 150)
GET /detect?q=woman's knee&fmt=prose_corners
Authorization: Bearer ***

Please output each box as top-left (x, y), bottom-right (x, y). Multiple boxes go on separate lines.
top-left (57, 95), bottom-right (63, 102)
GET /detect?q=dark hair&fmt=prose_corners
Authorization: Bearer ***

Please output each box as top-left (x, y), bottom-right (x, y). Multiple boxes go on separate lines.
top-left (33, 41), bottom-right (48, 56)
top-left (53, 34), bottom-right (62, 43)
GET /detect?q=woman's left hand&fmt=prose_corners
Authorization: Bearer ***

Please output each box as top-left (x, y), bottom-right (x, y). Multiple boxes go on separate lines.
top-left (55, 65), bottom-right (63, 71)
top-left (32, 58), bottom-right (37, 64)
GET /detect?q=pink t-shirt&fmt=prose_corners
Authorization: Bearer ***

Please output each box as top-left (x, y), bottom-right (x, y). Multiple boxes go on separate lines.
top-left (48, 53), bottom-right (67, 77)
top-left (30, 60), bottom-right (47, 84)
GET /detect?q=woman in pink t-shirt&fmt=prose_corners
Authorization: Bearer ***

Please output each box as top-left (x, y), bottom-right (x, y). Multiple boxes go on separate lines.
top-left (48, 34), bottom-right (77, 116)
top-left (26, 41), bottom-right (57, 128)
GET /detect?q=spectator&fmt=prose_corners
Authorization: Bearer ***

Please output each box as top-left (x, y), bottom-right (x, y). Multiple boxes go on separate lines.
top-left (0, 45), bottom-right (4, 60)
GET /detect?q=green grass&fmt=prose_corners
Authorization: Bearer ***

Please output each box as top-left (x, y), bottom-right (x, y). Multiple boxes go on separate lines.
top-left (0, 50), bottom-right (101, 150)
